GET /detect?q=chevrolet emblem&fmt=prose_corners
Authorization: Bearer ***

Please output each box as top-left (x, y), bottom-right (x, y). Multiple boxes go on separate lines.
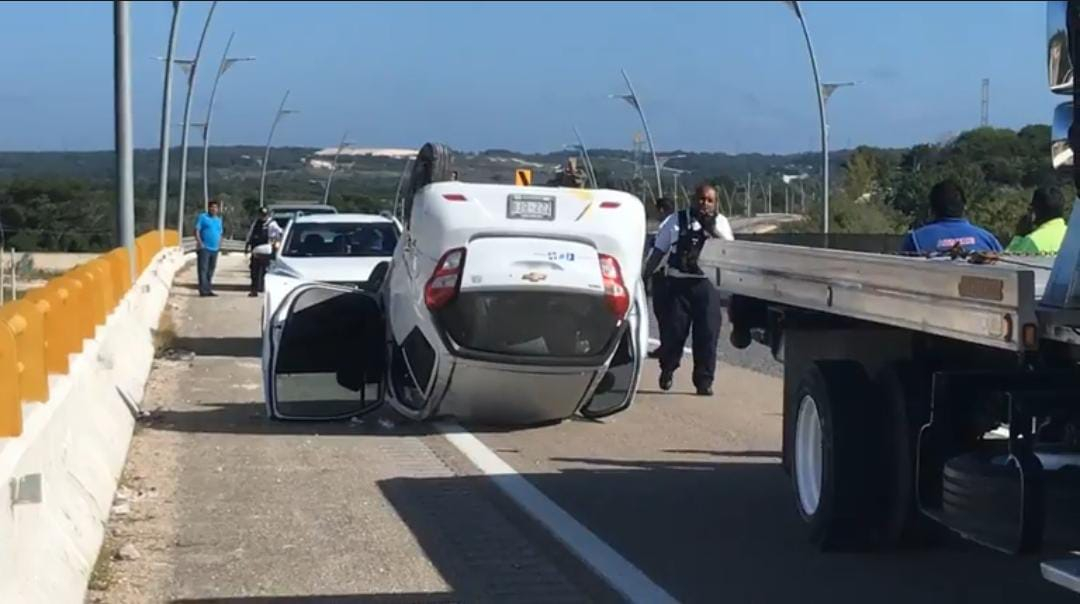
top-left (521, 272), bottom-right (547, 283)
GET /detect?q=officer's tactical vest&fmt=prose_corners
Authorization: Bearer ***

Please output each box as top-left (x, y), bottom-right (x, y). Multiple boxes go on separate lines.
top-left (668, 210), bottom-right (710, 276)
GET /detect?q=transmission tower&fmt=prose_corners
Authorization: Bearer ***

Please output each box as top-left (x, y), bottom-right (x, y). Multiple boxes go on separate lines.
top-left (980, 78), bottom-right (990, 127)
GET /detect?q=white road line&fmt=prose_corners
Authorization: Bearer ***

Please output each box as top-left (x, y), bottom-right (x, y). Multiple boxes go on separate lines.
top-left (436, 422), bottom-right (679, 604)
top-left (647, 337), bottom-right (692, 356)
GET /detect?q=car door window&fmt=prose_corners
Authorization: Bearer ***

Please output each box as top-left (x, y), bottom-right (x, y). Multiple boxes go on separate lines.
top-left (267, 284), bottom-right (386, 420)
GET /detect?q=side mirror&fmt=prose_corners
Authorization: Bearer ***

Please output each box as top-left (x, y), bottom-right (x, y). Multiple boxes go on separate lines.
top-left (1049, 0), bottom-right (1072, 93)
top-left (1053, 101), bottom-right (1074, 169)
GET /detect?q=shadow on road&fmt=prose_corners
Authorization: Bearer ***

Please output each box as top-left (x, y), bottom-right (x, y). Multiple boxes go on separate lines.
top-left (166, 337), bottom-right (261, 358)
top-left (375, 460), bottom-right (1077, 604)
top-left (172, 594), bottom-right (459, 603)
top-left (662, 448), bottom-right (781, 459)
top-left (176, 282), bottom-right (253, 293)
top-left (143, 400), bottom-right (609, 437)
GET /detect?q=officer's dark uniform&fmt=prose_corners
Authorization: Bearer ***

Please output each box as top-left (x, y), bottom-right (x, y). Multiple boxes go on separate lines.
top-left (245, 217), bottom-right (272, 295)
top-left (654, 209), bottom-right (723, 394)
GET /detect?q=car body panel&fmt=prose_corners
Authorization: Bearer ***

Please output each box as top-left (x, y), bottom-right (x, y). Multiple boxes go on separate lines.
top-left (386, 181), bottom-right (648, 424)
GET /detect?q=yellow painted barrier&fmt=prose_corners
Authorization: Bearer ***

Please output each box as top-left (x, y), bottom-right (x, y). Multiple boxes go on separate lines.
top-left (54, 275), bottom-right (92, 345)
top-left (0, 300), bottom-right (48, 404)
top-left (0, 229), bottom-right (179, 435)
top-left (90, 258), bottom-right (116, 314)
top-left (70, 265), bottom-right (107, 330)
top-left (23, 285), bottom-right (72, 375)
top-left (0, 321), bottom-right (20, 436)
top-left (105, 248), bottom-right (130, 300)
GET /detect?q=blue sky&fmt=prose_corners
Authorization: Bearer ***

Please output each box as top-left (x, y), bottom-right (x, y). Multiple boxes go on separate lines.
top-left (0, 1), bottom-right (1059, 154)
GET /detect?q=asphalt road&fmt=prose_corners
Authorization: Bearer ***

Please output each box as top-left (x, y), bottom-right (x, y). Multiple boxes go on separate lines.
top-left (93, 253), bottom-right (1075, 603)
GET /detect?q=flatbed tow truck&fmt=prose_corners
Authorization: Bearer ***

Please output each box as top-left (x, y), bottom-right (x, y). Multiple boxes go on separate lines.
top-left (700, 1), bottom-right (1080, 594)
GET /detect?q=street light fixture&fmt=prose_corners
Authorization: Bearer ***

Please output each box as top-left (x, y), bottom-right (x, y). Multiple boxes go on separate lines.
top-left (201, 31), bottom-right (255, 211)
top-left (172, 0), bottom-right (217, 239)
top-left (259, 90), bottom-right (300, 207)
top-left (781, 0), bottom-right (830, 233)
top-left (610, 69), bottom-right (663, 199)
top-left (155, 1), bottom-right (181, 243)
top-left (322, 130), bottom-right (352, 205)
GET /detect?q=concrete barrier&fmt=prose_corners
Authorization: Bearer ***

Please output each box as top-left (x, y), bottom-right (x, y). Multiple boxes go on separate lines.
top-left (0, 247), bottom-right (188, 604)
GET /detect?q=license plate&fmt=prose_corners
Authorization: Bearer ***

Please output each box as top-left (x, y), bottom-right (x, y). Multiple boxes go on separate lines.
top-left (507, 194), bottom-right (555, 221)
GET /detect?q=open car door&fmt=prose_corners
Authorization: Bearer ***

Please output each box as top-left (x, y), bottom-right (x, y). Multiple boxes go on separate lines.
top-left (264, 283), bottom-right (387, 421)
top-left (578, 284), bottom-right (647, 419)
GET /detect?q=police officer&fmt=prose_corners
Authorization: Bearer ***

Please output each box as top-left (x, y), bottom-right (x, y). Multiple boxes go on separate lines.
top-left (244, 207), bottom-right (280, 297)
top-left (647, 196), bottom-right (675, 359)
top-left (643, 183), bottom-right (733, 395)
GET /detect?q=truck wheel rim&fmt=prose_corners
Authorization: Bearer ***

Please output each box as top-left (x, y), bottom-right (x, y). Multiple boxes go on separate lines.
top-left (795, 394), bottom-right (823, 517)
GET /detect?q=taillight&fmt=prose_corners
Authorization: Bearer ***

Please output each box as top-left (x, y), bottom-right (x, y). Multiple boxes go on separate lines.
top-left (425, 248), bottom-right (466, 310)
top-left (598, 254), bottom-right (629, 317)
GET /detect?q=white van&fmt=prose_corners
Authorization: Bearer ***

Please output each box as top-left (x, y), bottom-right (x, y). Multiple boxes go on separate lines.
top-left (263, 143), bottom-right (648, 425)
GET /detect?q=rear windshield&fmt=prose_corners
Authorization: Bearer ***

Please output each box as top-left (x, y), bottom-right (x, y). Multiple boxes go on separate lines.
top-left (439, 291), bottom-right (618, 358)
top-left (283, 222), bottom-right (398, 257)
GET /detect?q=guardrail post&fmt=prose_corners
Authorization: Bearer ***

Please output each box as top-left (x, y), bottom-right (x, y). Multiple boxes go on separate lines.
top-left (0, 300), bottom-right (48, 404)
top-left (0, 321), bottom-right (20, 436)
top-left (23, 285), bottom-right (72, 375)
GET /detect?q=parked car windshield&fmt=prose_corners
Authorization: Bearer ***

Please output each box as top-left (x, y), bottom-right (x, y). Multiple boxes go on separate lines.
top-left (282, 222), bottom-right (398, 258)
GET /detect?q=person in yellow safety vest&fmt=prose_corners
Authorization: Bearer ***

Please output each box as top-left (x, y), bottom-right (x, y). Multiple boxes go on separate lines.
top-left (1006, 186), bottom-right (1068, 255)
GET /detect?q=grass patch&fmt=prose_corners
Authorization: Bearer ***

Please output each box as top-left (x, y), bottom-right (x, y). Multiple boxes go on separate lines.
top-left (152, 308), bottom-right (179, 357)
top-left (87, 543), bottom-right (116, 592)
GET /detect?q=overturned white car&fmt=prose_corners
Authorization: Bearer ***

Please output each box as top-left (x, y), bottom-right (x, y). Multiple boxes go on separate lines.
top-left (262, 143), bottom-right (648, 425)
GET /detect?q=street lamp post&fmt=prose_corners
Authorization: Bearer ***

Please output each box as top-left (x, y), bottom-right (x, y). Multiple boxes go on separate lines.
top-left (611, 69), bottom-right (663, 199)
top-left (201, 31), bottom-right (255, 212)
top-left (175, 0), bottom-right (217, 240)
top-left (322, 130), bottom-right (351, 205)
top-left (155, 1), bottom-right (181, 243)
top-left (782, 0), bottom-right (830, 233)
top-left (114, 0), bottom-right (136, 280)
top-left (571, 125), bottom-right (598, 188)
top-left (259, 90), bottom-right (300, 207)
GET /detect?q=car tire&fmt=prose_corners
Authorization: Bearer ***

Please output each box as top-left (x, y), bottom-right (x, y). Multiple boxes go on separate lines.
top-left (790, 360), bottom-right (886, 551)
top-left (942, 443), bottom-right (1080, 551)
top-left (876, 362), bottom-right (942, 549)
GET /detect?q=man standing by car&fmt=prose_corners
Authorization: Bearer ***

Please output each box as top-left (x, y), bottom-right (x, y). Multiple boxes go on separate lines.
top-left (245, 207), bottom-right (281, 297)
top-left (195, 199), bottom-right (224, 297)
top-left (643, 183), bottom-right (733, 395)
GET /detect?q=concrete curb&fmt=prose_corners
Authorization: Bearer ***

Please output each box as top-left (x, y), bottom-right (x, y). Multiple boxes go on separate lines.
top-left (0, 248), bottom-right (187, 604)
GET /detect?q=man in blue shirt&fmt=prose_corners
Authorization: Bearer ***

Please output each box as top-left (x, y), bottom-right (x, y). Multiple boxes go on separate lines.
top-left (194, 199), bottom-right (224, 297)
top-left (900, 179), bottom-right (1002, 255)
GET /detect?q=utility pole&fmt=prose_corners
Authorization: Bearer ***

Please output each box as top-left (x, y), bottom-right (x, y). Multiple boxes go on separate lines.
top-left (114, 0), bottom-right (136, 281)
top-left (155, 1), bottom-right (181, 242)
top-left (980, 78), bottom-right (990, 127)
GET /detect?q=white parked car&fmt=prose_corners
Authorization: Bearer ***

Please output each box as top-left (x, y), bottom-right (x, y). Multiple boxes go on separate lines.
top-left (261, 212), bottom-right (400, 346)
top-left (263, 143), bottom-right (648, 425)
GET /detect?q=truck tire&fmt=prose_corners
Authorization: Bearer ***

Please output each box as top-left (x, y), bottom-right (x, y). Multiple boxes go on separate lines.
top-left (790, 360), bottom-right (885, 551)
top-left (876, 362), bottom-right (940, 548)
top-left (942, 443), bottom-right (1080, 550)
